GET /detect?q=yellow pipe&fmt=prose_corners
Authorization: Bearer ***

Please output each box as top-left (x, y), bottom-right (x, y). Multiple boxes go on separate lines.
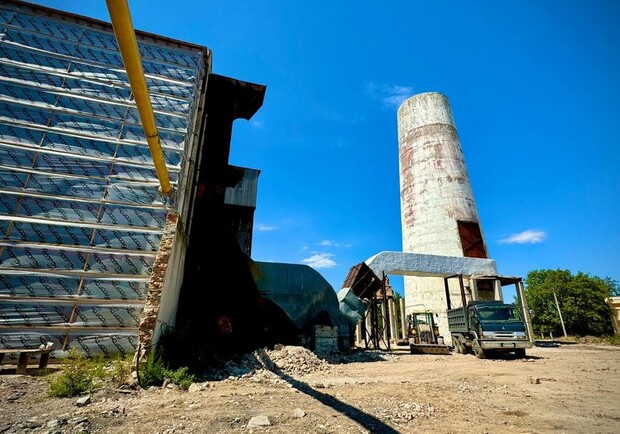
top-left (105, 0), bottom-right (172, 194)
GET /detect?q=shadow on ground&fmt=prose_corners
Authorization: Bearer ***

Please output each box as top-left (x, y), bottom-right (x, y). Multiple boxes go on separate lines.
top-left (535, 340), bottom-right (571, 347)
top-left (253, 349), bottom-right (399, 434)
top-left (323, 349), bottom-right (391, 365)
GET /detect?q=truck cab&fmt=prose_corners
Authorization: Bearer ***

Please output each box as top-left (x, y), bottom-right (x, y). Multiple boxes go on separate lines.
top-left (445, 275), bottom-right (533, 359)
top-left (467, 301), bottom-right (531, 356)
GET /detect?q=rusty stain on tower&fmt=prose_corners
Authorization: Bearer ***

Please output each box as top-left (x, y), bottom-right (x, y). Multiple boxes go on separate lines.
top-left (397, 92), bottom-right (497, 339)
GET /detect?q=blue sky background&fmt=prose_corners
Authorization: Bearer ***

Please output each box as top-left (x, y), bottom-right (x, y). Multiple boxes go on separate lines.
top-left (41, 1), bottom-right (619, 299)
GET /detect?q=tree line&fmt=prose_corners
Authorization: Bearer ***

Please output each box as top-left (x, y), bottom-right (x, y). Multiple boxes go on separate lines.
top-left (524, 269), bottom-right (619, 337)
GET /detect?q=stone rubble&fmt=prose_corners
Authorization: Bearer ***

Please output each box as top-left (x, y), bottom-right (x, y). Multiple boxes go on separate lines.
top-left (293, 408), bottom-right (306, 418)
top-left (75, 395), bottom-right (91, 407)
top-left (206, 346), bottom-right (391, 382)
top-left (247, 415), bottom-right (271, 428)
top-left (371, 401), bottom-right (436, 425)
top-left (265, 346), bottom-right (331, 376)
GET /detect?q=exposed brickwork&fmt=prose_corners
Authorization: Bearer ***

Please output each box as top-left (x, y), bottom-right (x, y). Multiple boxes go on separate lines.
top-left (138, 212), bottom-right (179, 358)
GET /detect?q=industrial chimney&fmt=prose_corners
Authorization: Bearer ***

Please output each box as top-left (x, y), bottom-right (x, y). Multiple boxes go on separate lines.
top-left (397, 92), bottom-right (497, 338)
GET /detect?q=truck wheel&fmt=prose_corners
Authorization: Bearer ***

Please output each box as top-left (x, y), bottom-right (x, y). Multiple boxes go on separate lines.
top-left (515, 348), bottom-right (526, 359)
top-left (475, 347), bottom-right (486, 359)
top-left (452, 336), bottom-right (463, 354)
top-left (461, 342), bottom-right (469, 355)
top-left (473, 341), bottom-right (486, 359)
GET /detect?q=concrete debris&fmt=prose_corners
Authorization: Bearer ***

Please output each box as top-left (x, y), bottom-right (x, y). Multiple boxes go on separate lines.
top-left (206, 345), bottom-right (355, 381)
top-left (247, 415), bottom-right (271, 428)
top-left (188, 383), bottom-right (201, 393)
top-left (293, 408), bottom-right (306, 418)
top-left (71, 415), bottom-right (90, 425)
top-left (188, 381), bottom-right (215, 392)
top-left (75, 395), bottom-right (91, 407)
top-left (265, 346), bottom-right (331, 376)
top-left (372, 402), bottom-right (436, 425)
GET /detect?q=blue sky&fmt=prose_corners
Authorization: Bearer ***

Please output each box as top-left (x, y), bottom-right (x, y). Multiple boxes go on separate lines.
top-left (41, 1), bottom-right (619, 297)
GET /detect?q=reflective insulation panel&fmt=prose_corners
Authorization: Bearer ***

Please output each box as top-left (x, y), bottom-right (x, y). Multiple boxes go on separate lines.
top-left (0, 1), bottom-right (208, 358)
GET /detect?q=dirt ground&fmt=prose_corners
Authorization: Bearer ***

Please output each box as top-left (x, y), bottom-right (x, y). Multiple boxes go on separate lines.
top-left (1, 343), bottom-right (619, 434)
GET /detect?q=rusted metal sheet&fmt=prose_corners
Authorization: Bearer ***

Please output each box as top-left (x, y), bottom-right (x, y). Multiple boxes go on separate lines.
top-left (342, 262), bottom-right (394, 300)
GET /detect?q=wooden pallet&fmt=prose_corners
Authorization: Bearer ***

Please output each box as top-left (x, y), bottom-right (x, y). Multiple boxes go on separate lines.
top-left (0, 348), bottom-right (54, 374)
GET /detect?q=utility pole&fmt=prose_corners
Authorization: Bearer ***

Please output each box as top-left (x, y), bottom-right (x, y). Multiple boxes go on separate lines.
top-left (553, 290), bottom-right (568, 337)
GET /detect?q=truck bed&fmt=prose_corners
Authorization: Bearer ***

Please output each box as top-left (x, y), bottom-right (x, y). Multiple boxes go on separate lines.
top-left (447, 307), bottom-right (468, 333)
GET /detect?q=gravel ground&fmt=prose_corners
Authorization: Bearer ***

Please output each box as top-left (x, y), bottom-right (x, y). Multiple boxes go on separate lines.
top-left (1, 343), bottom-right (619, 433)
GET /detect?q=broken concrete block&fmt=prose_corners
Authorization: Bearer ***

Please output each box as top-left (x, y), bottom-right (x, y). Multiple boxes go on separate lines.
top-left (247, 415), bottom-right (271, 428)
top-left (293, 408), bottom-right (306, 418)
top-left (75, 395), bottom-right (91, 407)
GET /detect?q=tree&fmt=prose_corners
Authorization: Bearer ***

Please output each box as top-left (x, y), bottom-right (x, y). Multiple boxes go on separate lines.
top-left (525, 269), bottom-right (617, 336)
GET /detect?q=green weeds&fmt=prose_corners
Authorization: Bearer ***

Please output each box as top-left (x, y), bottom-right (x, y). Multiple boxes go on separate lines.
top-left (47, 349), bottom-right (134, 397)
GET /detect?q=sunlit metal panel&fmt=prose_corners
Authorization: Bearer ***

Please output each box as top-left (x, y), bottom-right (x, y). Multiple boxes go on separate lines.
top-left (0, 1), bottom-right (208, 358)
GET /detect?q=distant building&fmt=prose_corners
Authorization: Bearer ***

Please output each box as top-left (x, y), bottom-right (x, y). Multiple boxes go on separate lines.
top-left (606, 297), bottom-right (620, 334)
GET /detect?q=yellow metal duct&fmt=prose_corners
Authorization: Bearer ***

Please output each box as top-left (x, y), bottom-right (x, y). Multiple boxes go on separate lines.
top-left (105, 0), bottom-right (172, 194)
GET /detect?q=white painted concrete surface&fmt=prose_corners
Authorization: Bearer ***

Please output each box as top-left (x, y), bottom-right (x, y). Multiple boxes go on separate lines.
top-left (397, 92), bottom-right (497, 342)
top-left (365, 251), bottom-right (497, 278)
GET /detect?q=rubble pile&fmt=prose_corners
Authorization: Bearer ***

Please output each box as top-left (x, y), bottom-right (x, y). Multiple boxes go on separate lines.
top-left (372, 401), bottom-right (436, 425)
top-left (203, 345), bottom-right (333, 381)
top-left (264, 346), bottom-right (331, 376)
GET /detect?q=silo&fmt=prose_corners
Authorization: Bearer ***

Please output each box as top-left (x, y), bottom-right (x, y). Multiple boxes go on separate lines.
top-left (397, 92), bottom-right (497, 341)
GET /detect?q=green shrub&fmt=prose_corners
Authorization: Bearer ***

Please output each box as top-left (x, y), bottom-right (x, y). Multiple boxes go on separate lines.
top-left (139, 349), bottom-right (195, 390)
top-left (167, 366), bottom-right (195, 390)
top-left (89, 355), bottom-right (108, 380)
top-left (140, 350), bottom-right (168, 388)
top-left (47, 349), bottom-right (96, 397)
top-left (48, 350), bottom-right (136, 397)
top-left (604, 334), bottom-right (620, 346)
top-left (109, 355), bottom-right (133, 387)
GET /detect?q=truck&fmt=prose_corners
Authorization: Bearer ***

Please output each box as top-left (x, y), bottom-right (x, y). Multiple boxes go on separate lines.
top-left (445, 275), bottom-right (533, 359)
top-left (407, 312), bottom-right (450, 354)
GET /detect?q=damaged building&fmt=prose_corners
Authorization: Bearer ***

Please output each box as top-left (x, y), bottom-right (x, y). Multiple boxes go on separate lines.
top-left (0, 0), bottom-right (346, 365)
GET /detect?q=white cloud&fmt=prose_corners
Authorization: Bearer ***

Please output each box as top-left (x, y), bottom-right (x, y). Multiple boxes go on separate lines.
top-left (319, 240), bottom-right (339, 247)
top-left (301, 253), bottom-right (337, 269)
top-left (255, 223), bottom-right (277, 231)
top-left (318, 240), bottom-right (352, 248)
top-left (499, 230), bottom-right (546, 244)
top-left (365, 82), bottom-right (414, 109)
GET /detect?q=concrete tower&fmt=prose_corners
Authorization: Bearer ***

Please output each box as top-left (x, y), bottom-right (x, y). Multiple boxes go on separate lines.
top-left (397, 92), bottom-right (497, 340)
